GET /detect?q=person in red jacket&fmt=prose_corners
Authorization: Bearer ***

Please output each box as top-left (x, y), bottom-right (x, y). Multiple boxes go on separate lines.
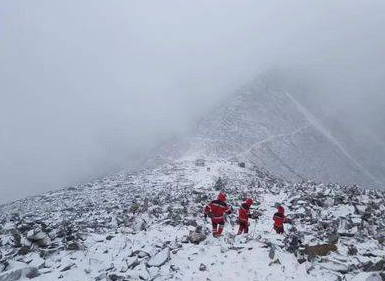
top-left (273, 206), bottom-right (287, 234)
top-left (204, 192), bottom-right (232, 237)
top-left (237, 198), bottom-right (253, 235)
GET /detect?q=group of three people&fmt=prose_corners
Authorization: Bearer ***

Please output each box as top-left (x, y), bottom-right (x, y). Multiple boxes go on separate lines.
top-left (204, 192), bottom-right (287, 237)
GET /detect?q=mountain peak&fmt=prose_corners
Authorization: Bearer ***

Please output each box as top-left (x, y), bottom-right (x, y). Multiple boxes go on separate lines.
top-left (154, 76), bottom-right (382, 188)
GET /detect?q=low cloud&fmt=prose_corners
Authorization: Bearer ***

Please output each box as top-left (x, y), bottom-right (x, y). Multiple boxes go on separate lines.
top-left (1, 0), bottom-right (385, 203)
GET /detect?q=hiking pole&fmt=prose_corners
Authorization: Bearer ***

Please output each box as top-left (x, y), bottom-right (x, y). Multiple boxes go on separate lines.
top-left (250, 211), bottom-right (260, 239)
top-left (251, 219), bottom-right (257, 239)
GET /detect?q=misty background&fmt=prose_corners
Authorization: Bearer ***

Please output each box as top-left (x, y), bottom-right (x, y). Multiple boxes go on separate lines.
top-left (1, 0), bottom-right (385, 204)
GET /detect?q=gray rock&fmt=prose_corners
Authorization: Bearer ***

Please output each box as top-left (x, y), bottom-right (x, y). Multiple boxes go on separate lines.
top-left (183, 219), bottom-right (198, 227)
top-left (363, 259), bottom-right (385, 272)
top-left (147, 248), bottom-right (170, 267)
top-left (0, 267), bottom-right (39, 281)
top-left (67, 241), bottom-right (81, 251)
top-left (129, 203), bottom-right (140, 214)
top-left (126, 258), bottom-right (140, 270)
top-left (142, 198), bottom-right (149, 213)
top-left (107, 273), bottom-right (126, 281)
top-left (297, 257), bottom-right (307, 264)
top-left (374, 232), bottom-right (385, 244)
top-left (18, 246), bottom-right (31, 256)
top-left (36, 236), bottom-right (51, 247)
top-left (268, 245), bottom-right (276, 260)
top-left (188, 232), bottom-right (206, 244)
top-left (60, 262), bottom-right (76, 272)
top-left (27, 230), bottom-right (46, 241)
top-left (11, 231), bottom-right (22, 247)
top-left (320, 260), bottom-right (351, 274)
top-left (348, 245), bottom-right (358, 256)
top-left (25, 267), bottom-right (40, 279)
top-left (106, 235), bottom-right (115, 241)
top-left (0, 262), bottom-right (8, 273)
top-left (131, 250), bottom-right (150, 258)
top-left (199, 263), bottom-right (207, 271)
top-left (0, 269), bottom-right (22, 281)
top-left (326, 232), bottom-right (340, 244)
top-left (284, 232), bottom-right (302, 254)
top-left (195, 159), bottom-right (205, 167)
top-left (27, 229), bottom-right (51, 247)
top-left (269, 259), bottom-right (281, 266)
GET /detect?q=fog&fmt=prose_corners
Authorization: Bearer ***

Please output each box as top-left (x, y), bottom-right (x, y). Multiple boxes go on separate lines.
top-left (1, 0), bottom-right (385, 204)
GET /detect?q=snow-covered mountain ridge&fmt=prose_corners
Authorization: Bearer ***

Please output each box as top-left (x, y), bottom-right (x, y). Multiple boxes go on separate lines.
top-left (153, 77), bottom-right (383, 188)
top-left (1, 160), bottom-right (385, 281)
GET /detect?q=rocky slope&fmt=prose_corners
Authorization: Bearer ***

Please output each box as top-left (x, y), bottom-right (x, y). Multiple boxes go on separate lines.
top-left (1, 160), bottom-right (385, 281)
top-left (153, 77), bottom-right (383, 188)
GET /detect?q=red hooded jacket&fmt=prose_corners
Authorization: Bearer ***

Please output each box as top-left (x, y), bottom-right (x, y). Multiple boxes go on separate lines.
top-left (204, 194), bottom-right (232, 223)
top-left (273, 206), bottom-right (286, 227)
top-left (238, 202), bottom-right (251, 223)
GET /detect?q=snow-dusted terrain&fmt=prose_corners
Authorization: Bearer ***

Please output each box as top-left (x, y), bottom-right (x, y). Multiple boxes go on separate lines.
top-left (153, 77), bottom-right (383, 188)
top-left (1, 160), bottom-right (385, 281)
top-left (1, 77), bottom-right (385, 281)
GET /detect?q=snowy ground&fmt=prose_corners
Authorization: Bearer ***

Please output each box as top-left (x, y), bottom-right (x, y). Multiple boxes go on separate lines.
top-left (1, 160), bottom-right (384, 281)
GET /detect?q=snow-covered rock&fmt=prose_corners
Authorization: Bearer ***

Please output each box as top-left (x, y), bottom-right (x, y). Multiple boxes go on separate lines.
top-left (26, 229), bottom-right (51, 247)
top-left (147, 248), bottom-right (170, 267)
top-left (0, 267), bottom-right (39, 281)
top-left (0, 159), bottom-right (384, 280)
top-left (188, 232), bottom-right (207, 244)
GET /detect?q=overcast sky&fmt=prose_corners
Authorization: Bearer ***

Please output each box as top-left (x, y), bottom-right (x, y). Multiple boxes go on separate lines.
top-left (1, 0), bottom-right (385, 204)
